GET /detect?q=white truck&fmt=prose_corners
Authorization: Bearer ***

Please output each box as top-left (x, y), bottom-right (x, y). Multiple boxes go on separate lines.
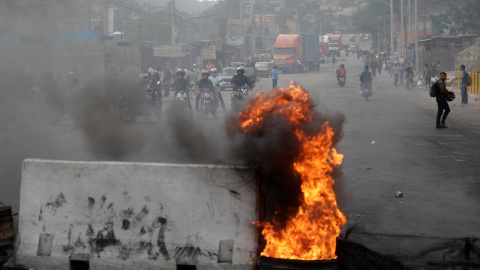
top-left (358, 34), bottom-right (372, 55)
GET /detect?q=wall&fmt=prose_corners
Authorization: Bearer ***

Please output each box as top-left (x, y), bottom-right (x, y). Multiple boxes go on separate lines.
top-left (15, 159), bottom-right (258, 270)
top-left (419, 36), bottom-right (477, 71)
top-left (455, 39), bottom-right (480, 73)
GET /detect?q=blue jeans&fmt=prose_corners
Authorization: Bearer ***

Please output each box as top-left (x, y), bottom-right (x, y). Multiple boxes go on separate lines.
top-left (461, 84), bottom-right (468, 103)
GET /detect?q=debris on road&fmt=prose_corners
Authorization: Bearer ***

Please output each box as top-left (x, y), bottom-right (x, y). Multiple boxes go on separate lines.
top-left (395, 191), bottom-right (403, 198)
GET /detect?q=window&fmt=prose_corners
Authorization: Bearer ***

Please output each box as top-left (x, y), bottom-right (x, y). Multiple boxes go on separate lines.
top-left (274, 48), bottom-right (295, 54)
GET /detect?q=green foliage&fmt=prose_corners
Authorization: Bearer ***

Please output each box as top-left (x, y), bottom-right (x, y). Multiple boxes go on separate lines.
top-left (431, 0), bottom-right (480, 35)
top-left (351, 0), bottom-right (393, 35)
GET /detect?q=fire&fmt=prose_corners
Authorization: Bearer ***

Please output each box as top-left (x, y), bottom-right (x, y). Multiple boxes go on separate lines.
top-left (237, 84), bottom-right (346, 260)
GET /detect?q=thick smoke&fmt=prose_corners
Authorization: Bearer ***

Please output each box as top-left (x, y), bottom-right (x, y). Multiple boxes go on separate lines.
top-left (226, 88), bottom-right (346, 225)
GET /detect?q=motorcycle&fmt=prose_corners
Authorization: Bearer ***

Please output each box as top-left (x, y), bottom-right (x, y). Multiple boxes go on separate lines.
top-left (337, 75), bottom-right (346, 87)
top-left (198, 88), bottom-right (217, 117)
top-left (173, 90), bottom-right (193, 117)
top-left (360, 82), bottom-right (373, 101)
top-left (346, 51), bottom-right (349, 57)
top-left (231, 85), bottom-right (250, 106)
top-left (119, 81), bottom-right (162, 123)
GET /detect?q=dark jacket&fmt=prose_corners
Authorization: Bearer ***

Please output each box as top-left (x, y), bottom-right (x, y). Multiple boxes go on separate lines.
top-left (197, 78), bottom-right (214, 92)
top-left (360, 70), bottom-right (372, 84)
top-left (231, 74), bottom-right (253, 90)
top-left (173, 78), bottom-right (189, 92)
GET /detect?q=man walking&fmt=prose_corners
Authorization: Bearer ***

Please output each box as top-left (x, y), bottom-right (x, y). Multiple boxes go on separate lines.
top-left (272, 65), bottom-right (278, 89)
top-left (435, 72), bottom-right (451, 128)
top-left (456, 64), bottom-right (468, 104)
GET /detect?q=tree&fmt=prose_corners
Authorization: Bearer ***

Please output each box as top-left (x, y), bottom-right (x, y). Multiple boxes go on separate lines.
top-left (431, 0), bottom-right (480, 35)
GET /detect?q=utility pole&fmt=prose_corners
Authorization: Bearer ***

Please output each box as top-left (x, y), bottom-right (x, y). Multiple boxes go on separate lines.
top-left (88, 0), bottom-right (92, 31)
top-left (240, 0), bottom-right (244, 59)
top-left (408, 0), bottom-right (411, 45)
top-left (390, 0), bottom-right (394, 55)
top-left (415, 0), bottom-right (419, 72)
top-left (171, 0), bottom-right (176, 45)
top-left (250, 0), bottom-right (255, 59)
top-left (400, 0), bottom-right (404, 59)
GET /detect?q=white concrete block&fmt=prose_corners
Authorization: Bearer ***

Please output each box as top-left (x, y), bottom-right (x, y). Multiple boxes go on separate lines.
top-left (15, 159), bottom-right (258, 270)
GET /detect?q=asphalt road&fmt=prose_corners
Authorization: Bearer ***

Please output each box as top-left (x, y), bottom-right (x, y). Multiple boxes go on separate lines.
top-left (2, 56), bottom-right (480, 266)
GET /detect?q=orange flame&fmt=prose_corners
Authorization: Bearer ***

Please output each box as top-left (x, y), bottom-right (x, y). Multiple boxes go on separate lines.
top-left (237, 85), bottom-right (346, 260)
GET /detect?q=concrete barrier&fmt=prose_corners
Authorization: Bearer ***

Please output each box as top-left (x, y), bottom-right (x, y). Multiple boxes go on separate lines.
top-left (14, 159), bottom-right (258, 270)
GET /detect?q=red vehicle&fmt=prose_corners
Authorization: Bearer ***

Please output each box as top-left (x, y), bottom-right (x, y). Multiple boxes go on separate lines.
top-left (319, 41), bottom-right (329, 63)
top-left (272, 34), bottom-right (319, 73)
top-left (329, 35), bottom-right (342, 57)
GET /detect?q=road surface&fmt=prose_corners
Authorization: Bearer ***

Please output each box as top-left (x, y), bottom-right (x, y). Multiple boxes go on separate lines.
top-left (1, 56), bottom-right (480, 266)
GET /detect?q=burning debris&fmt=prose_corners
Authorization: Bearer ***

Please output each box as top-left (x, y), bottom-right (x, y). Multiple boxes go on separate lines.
top-left (233, 85), bottom-right (346, 260)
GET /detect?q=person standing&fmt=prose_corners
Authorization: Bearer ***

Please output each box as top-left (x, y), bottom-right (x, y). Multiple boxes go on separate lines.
top-left (398, 64), bottom-right (405, 86)
top-left (456, 65), bottom-right (468, 104)
top-left (431, 61), bottom-right (437, 79)
top-left (435, 72), bottom-right (451, 128)
top-left (272, 65), bottom-right (278, 89)
top-left (392, 62), bottom-right (399, 86)
top-left (423, 64), bottom-right (431, 91)
top-left (370, 58), bottom-right (377, 77)
top-left (404, 63), bottom-right (414, 90)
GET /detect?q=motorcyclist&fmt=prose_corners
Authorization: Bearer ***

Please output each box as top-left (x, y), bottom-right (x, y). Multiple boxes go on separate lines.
top-left (231, 67), bottom-right (254, 92)
top-left (148, 71), bottom-right (162, 101)
top-left (360, 66), bottom-right (373, 92)
top-left (196, 70), bottom-right (216, 113)
top-left (336, 64), bottom-right (346, 82)
top-left (209, 68), bottom-right (226, 112)
top-left (172, 69), bottom-right (191, 110)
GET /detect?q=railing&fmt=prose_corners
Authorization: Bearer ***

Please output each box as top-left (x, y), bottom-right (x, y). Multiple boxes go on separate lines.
top-left (457, 71), bottom-right (480, 95)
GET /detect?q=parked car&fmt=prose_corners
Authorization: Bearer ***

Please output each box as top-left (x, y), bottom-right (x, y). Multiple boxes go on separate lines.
top-left (255, 62), bottom-right (270, 77)
top-left (244, 67), bottom-right (257, 84)
top-left (218, 67), bottom-right (237, 91)
top-left (218, 67), bottom-right (256, 91)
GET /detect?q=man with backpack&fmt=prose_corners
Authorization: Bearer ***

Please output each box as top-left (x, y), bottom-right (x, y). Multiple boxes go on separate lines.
top-left (456, 64), bottom-right (469, 104)
top-left (430, 72), bottom-right (452, 128)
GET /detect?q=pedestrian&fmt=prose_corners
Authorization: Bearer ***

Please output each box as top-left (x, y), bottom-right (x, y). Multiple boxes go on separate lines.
top-left (456, 64), bottom-right (468, 104)
top-left (392, 62), bottom-right (399, 86)
top-left (431, 61), bottom-right (437, 79)
top-left (370, 58), bottom-right (377, 77)
top-left (398, 64), bottom-right (405, 86)
top-left (377, 57), bottom-right (382, 75)
top-left (435, 72), bottom-right (451, 128)
top-left (423, 64), bottom-right (431, 91)
top-left (404, 63), bottom-right (414, 90)
top-left (272, 65), bottom-right (278, 89)
top-left (436, 62), bottom-right (441, 78)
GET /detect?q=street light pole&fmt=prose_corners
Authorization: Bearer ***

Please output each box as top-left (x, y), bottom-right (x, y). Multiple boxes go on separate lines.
top-left (390, 0), bottom-right (394, 55)
top-left (415, 0), bottom-right (419, 72)
top-left (400, 0), bottom-right (404, 59)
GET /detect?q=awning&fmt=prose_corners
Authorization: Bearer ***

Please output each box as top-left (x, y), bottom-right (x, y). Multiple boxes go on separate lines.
top-left (154, 52), bottom-right (190, 58)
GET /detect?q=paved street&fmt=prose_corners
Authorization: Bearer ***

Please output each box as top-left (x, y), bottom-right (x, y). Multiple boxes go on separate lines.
top-left (2, 56), bottom-right (480, 266)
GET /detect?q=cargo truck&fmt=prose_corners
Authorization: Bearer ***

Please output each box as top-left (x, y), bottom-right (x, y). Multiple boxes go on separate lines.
top-left (273, 34), bottom-right (319, 73)
top-left (328, 35), bottom-right (342, 57)
top-left (358, 34), bottom-right (372, 55)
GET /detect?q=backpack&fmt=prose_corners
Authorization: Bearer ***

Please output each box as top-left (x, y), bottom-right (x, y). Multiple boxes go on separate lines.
top-left (429, 81), bottom-right (440, 97)
top-left (467, 74), bottom-right (472, 86)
